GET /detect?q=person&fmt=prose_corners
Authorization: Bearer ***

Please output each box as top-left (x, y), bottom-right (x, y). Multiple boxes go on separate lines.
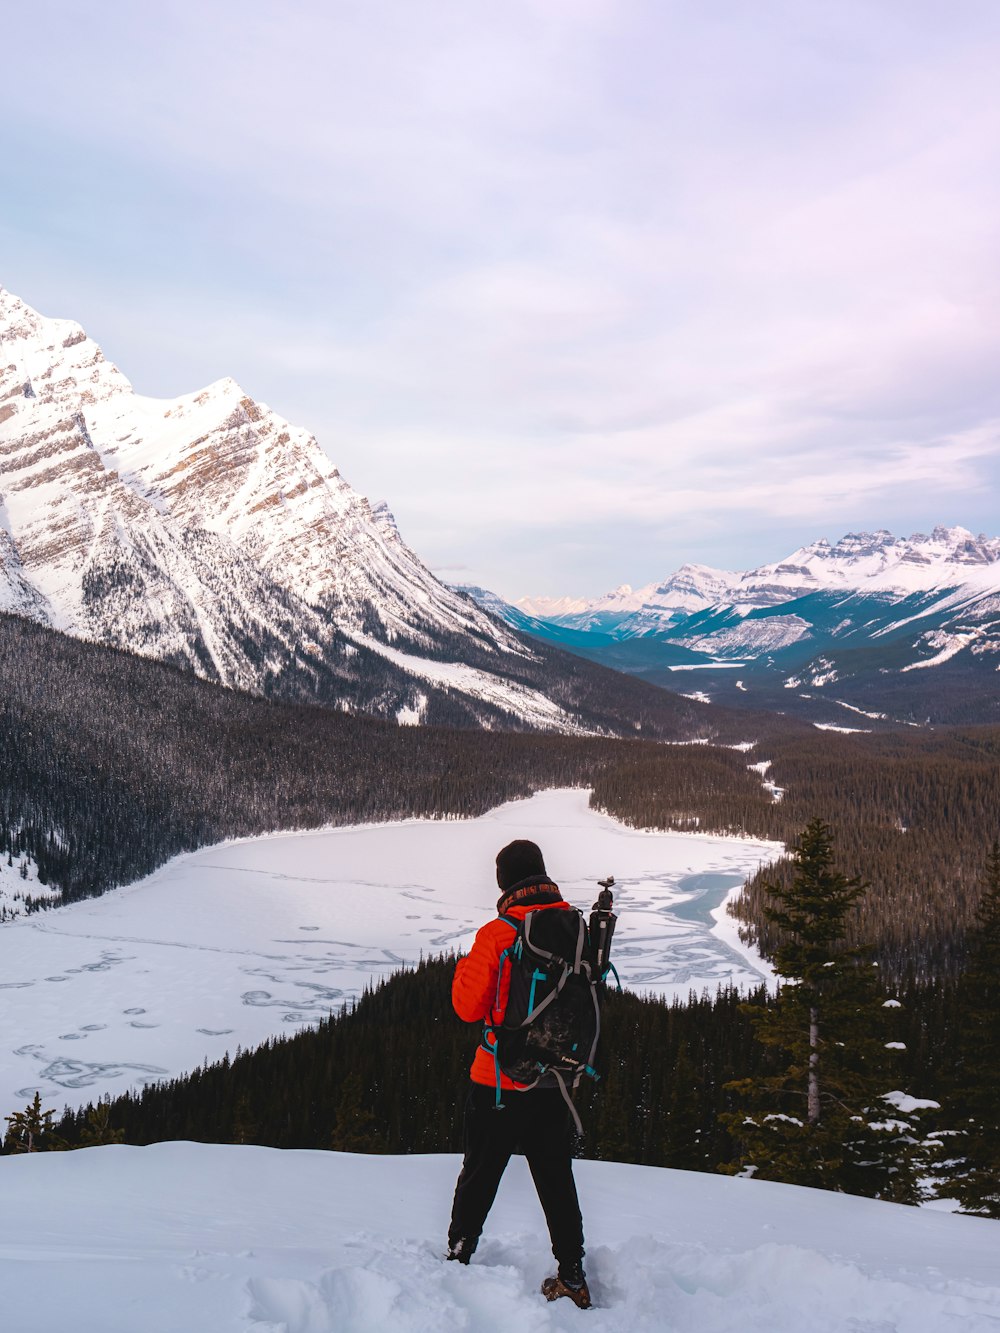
top-left (446, 838), bottom-right (590, 1309)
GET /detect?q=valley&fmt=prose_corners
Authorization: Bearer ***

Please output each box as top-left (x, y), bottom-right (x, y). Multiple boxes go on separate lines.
top-left (470, 528), bottom-right (1000, 726)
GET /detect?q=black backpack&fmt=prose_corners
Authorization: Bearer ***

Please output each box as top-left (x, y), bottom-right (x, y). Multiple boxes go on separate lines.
top-left (485, 895), bottom-right (616, 1132)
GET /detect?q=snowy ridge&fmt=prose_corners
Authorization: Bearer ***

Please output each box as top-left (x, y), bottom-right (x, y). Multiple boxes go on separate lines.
top-left (514, 528), bottom-right (1000, 639)
top-left (517, 565), bottom-right (739, 634)
top-left (0, 286), bottom-right (557, 723)
top-left (4, 1143), bottom-right (999, 1332)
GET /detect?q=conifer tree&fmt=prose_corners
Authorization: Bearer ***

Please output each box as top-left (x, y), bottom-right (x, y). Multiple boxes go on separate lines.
top-left (330, 1072), bottom-right (380, 1152)
top-left (663, 1042), bottom-right (702, 1168)
top-left (78, 1100), bottom-right (125, 1148)
top-left (231, 1091), bottom-right (259, 1147)
top-left (723, 819), bottom-right (920, 1199)
top-left (951, 840), bottom-right (1000, 1217)
top-left (3, 1091), bottom-right (65, 1153)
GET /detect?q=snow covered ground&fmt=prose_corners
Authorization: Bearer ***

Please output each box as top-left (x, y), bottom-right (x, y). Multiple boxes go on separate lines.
top-left (0, 790), bottom-right (779, 1115)
top-left (2, 1142), bottom-right (998, 1333)
top-left (0, 848), bottom-right (58, 921)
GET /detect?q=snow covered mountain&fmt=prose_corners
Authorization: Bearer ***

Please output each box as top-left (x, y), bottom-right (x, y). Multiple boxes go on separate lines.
top-left (517, 564), bottom-right (740, 635)
top-left (514, 529), bottom-right (1000, 638)
top-left (0, 286), bottom-right (714, 736)
top-left (0, 288), bottom-right (532, 708)
top-left (474, 529), bottom-right (1000, 725)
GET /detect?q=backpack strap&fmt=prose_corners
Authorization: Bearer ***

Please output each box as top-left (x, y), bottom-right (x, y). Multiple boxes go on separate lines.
top-left (550, 1068), bottom-right (585, 1136)
top-left (482, 914), bottom-right (522, 1111)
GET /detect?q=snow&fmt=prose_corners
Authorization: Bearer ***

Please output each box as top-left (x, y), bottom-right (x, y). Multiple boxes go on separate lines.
top-left (665, 661), bottom-right (747, 671)
top-left (899, 629), bottom-right (980, 672)
top-left (515, 565), bottom-right (738, 625)
top-left (348, 632), bottom-right (574, 732)
top-left (883, 1090), bottom-right (941, 1113)
top-left (395, 692), bottom-right (427, 726)
top-left (0, 849), bottom-right (59, 921)
top-left (813, 723), bottom-right (871, 733)
top-left (829, 698), bottom-right (888, 720)
top-left (1, 1142), bottom-right (998, 1332)
top-left (514, 528), bottom-right (1000, 642)
top-left (747, 761), bottom-right (784, 803)
top-left (677, 615), bottom-right (812, 657)
top-left (0, 790), bottom-right (781, 1114)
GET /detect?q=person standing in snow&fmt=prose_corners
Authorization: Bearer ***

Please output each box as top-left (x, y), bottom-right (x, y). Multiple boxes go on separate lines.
top-left (446, 839), bottom-right (590, 1310)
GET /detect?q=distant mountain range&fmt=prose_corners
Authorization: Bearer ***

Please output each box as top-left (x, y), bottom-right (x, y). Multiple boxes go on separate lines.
top-left (0, 285), bottom-right (757, 741)
top-left (463, 529), bottom-right (1000, 726)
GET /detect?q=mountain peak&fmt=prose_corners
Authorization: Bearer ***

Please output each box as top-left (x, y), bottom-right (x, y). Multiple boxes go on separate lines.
top-left (496, 524), bottom-right (1000, 645)
top-left (0, 286), bottom-right (533, 715)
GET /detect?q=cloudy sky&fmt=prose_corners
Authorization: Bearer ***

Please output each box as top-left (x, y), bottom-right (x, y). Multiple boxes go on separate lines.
top-left (4, 0), bottom-right (999, 597)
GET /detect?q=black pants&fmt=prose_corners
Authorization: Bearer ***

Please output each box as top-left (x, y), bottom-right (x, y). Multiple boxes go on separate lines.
top-left (448, 1083), bottom-right (585, 1268)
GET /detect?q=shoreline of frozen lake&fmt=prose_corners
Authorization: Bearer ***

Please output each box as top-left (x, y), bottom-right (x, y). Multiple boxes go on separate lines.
top-left (0, 789), bottom-right (781, 1114)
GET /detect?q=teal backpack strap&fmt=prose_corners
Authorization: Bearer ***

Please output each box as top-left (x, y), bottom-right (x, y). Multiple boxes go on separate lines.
top-left (484, 921), bottom-right (519, 1112)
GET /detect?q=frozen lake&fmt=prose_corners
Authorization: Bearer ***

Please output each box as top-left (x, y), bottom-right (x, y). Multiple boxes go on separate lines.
top-left (0, 789), bottom-right (781, 1114)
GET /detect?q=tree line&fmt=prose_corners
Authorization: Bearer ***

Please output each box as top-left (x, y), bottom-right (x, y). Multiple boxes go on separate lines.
top-left (27, 830), bottom-right (998, 1218)
top-left (730, 728), bottom-right (1000, 977)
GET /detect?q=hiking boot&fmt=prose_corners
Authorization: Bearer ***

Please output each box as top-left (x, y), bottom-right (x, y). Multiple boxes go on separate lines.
top-left (446, 1237), bottom-right (473, 1265)
top-left (541, 1268), bottom-right (592, 1309)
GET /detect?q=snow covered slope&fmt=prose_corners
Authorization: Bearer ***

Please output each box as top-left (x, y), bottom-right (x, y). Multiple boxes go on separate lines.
top-left (477, 528), bottom-right (1000, 723)
top-left (0, 790), bottom-right (779, 1114)
top-left (3, 1142), bottom-right (998, 1332)
top-left (0, 286), bottom-right (603, 729)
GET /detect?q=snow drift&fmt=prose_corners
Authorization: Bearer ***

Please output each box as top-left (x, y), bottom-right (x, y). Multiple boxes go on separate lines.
top-left (2, 1143), bottom-right (997, 1332)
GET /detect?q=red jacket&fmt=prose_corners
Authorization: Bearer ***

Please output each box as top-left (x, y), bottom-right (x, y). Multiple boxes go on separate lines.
top-left (453, 892), bottom-right (573, 1089)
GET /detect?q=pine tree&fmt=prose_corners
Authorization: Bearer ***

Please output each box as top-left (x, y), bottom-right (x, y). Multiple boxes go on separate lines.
top-left (662, 1042), bottom-right (702, 1168)
top-left (231, 1091), bottom-right (258, 1146)
top-left (722, 819), bottom-right (920, 1199)
top-left (78, 1099), bottom-right (125, 1148)
top-left (950, 840), bottom-right (1000, 1217)
top-left (3, 1091), bottom-right (65, 1153)
top-left (329, 1072), bottom-right (380, 1152)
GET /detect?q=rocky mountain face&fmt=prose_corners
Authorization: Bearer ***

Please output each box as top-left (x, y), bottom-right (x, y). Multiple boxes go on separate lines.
top-left (0, 289), bottom-right (495, 720)
top-left (1, 285), bottom-right (731, 739)
top-left (471, 529), bottom-right (1000, 726)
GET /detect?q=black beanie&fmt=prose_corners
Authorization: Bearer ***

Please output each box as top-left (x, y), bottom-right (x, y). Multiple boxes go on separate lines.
top-left (496, 839), bottom-right (547, 892)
